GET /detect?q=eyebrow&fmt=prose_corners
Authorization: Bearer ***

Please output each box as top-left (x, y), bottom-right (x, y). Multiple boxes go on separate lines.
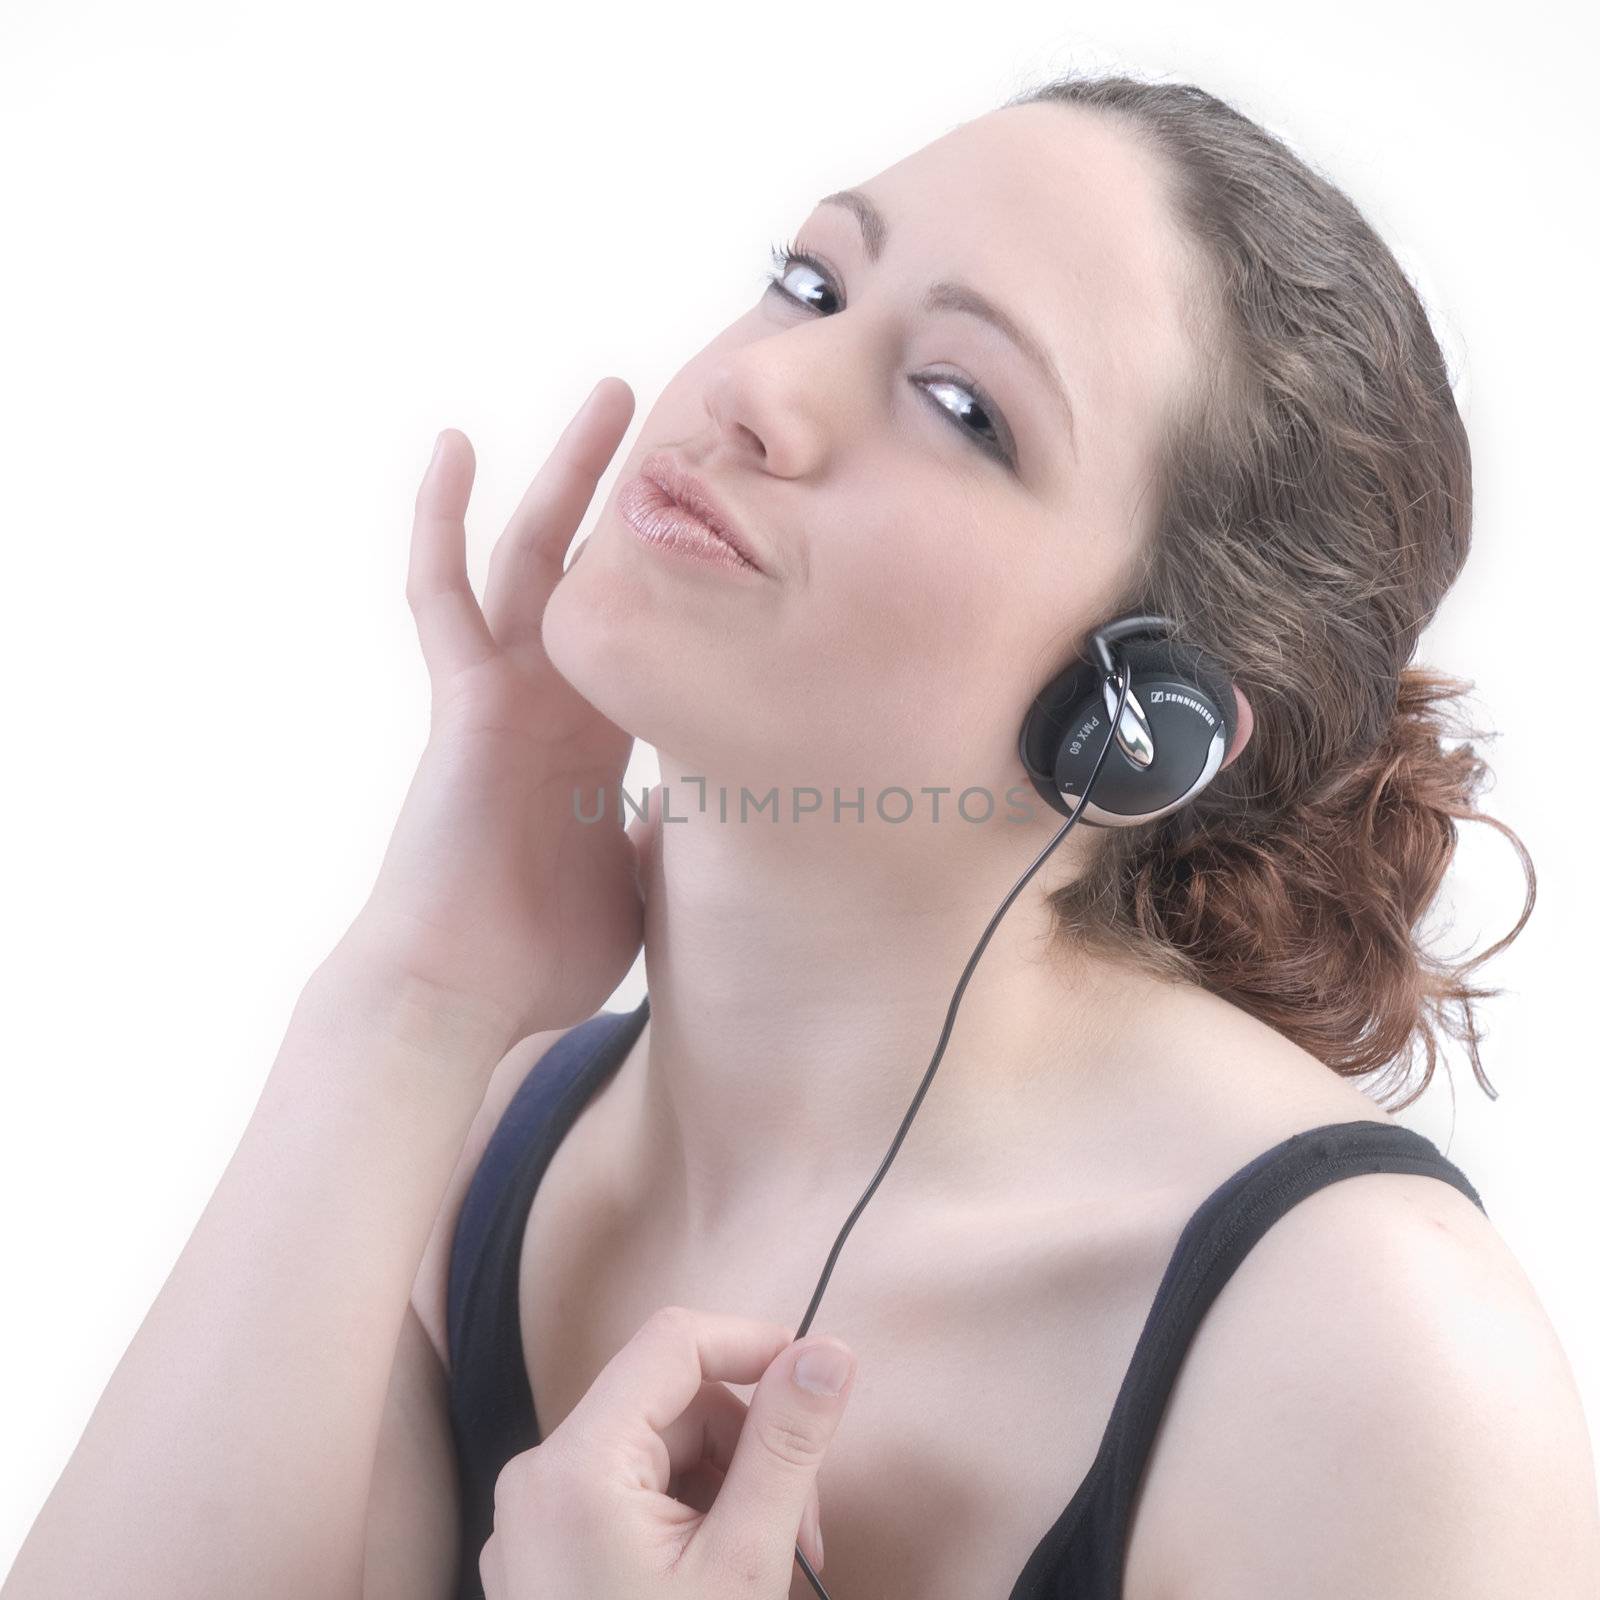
top-left (818, 187), bottom-right (1080, 458)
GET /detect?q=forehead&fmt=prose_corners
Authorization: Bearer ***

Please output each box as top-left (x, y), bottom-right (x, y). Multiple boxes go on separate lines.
top-left (813, 103), bottom-right (1202, 462)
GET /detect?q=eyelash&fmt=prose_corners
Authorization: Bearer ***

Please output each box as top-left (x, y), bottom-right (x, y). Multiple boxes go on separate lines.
top-left (761, 236), bottom-right (1018, 471)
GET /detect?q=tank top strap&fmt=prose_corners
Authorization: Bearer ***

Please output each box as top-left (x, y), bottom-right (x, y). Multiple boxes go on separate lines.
top-left (444, 995), bottom-right (650, 1600)
top-left (446, 997), bottom-right (651, 1376)
top-left (1012, 1117), bottom-right (1486, 1600)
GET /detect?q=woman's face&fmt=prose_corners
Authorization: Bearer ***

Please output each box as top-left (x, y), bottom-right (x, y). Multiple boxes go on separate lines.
top-left (543, 102), bottom-right (1204, 825)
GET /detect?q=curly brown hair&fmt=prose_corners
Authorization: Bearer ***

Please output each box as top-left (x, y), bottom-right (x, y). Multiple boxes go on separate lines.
top-left (1003, 72), bottom-right (1536, 1112)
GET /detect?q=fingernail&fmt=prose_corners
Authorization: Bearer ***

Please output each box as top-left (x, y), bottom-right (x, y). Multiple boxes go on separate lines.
top-left (430, 431), bottom-right (446, 469)
top-left (793, 1342), bottom-right (853, 1396)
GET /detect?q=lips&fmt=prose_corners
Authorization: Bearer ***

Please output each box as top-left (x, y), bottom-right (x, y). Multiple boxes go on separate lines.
top-left (636, 452), bottom-right (770, 575)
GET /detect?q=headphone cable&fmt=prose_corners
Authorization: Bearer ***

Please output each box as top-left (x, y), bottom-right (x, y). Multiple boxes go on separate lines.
top-left (789, 651), bottom-right (1135, 1599)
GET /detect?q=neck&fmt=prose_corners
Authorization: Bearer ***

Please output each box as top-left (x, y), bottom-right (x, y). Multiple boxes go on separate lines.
top-left (621, 751), bottom-right (1168, 1245)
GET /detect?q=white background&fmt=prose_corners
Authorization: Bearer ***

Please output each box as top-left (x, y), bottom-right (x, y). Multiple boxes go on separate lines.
top-left (2, 0), bottom-right (1595, 1570)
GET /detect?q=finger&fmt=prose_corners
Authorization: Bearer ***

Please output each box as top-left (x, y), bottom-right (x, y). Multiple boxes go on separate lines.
top-left (658, 1382), bottom-right (825, 1572)
top-left (482, 375), bottom-right (634, 650)
top-left (558, 1305), bottom-right (794, 1487)
top-left (406, 428), bottom-right (499, 685)
top-left (477, 1528), bottom-right (506, 1600)
top-left (676, 1456), bottom-right (830, 1574)
top-left (698, 1337), bottom-right (856, 1591)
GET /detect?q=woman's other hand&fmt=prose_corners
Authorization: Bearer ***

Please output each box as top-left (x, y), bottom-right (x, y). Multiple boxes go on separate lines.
top-left (480, 1307), bottom-right (857, 1598)
top-left (347, 378), bottom-right (657, 1043)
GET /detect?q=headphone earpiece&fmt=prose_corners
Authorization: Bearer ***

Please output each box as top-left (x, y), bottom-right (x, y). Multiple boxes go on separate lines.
top-left (1018, 614), bottom-right (1235, 827)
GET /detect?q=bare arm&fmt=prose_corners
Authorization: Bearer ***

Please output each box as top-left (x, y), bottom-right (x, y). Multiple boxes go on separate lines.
top-left (5, 390), bottom-right (650, 1600)
top-left (2, 936), bottom-right (518, 1600)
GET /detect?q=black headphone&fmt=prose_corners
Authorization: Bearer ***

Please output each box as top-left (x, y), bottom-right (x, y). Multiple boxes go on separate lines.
top-left (1017, 613), bottom-right (1236, 828)
top-left (789, 611), bottom-right (1239, 1600)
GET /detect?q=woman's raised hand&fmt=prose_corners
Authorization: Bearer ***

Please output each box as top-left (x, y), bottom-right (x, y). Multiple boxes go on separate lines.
top-left (348, 377), bottom-right (657, 1045)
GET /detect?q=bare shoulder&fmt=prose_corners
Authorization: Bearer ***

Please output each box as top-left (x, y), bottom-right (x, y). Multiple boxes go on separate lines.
top-left (410, 1021), bottom-right (577, 1370)
top-left (1130, 1130), bottom-right (1600, 1598)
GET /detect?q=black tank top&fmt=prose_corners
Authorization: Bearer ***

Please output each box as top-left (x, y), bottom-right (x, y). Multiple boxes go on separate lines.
top-left (444, 994), bottom-right (1486, 1600)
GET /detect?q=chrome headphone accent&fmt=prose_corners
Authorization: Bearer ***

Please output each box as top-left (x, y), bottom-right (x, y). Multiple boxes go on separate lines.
top-left (1101, 668), bottom-right (1155, 769)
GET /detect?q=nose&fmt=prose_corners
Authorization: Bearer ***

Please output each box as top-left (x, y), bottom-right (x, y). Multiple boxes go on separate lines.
top-left (699, 315), bottom-right (872, 479)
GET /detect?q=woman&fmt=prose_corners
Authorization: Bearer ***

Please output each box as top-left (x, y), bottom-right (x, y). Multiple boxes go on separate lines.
top-left (6, 70), bottom-right (1593, 1600)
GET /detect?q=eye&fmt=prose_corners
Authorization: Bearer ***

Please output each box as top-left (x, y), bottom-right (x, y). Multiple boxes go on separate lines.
top-left (762, 239), bottom-right (1018, 470)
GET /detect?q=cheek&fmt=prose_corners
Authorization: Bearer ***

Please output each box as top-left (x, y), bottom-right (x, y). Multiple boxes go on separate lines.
top-left (821, 523), bottom-right (978, 639)
top-left (804, 528), bottom-right (1026, 762)
top-left (828, 508), bottom-right (1023, 649)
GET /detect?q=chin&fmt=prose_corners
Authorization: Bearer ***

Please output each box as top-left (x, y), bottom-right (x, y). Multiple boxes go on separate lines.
top-left (541, 552), bottom-right (653, 724)
top-left (540, 535), bottom-right (817, 797)
top-left (539, 547), bottom-right (725, 767)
